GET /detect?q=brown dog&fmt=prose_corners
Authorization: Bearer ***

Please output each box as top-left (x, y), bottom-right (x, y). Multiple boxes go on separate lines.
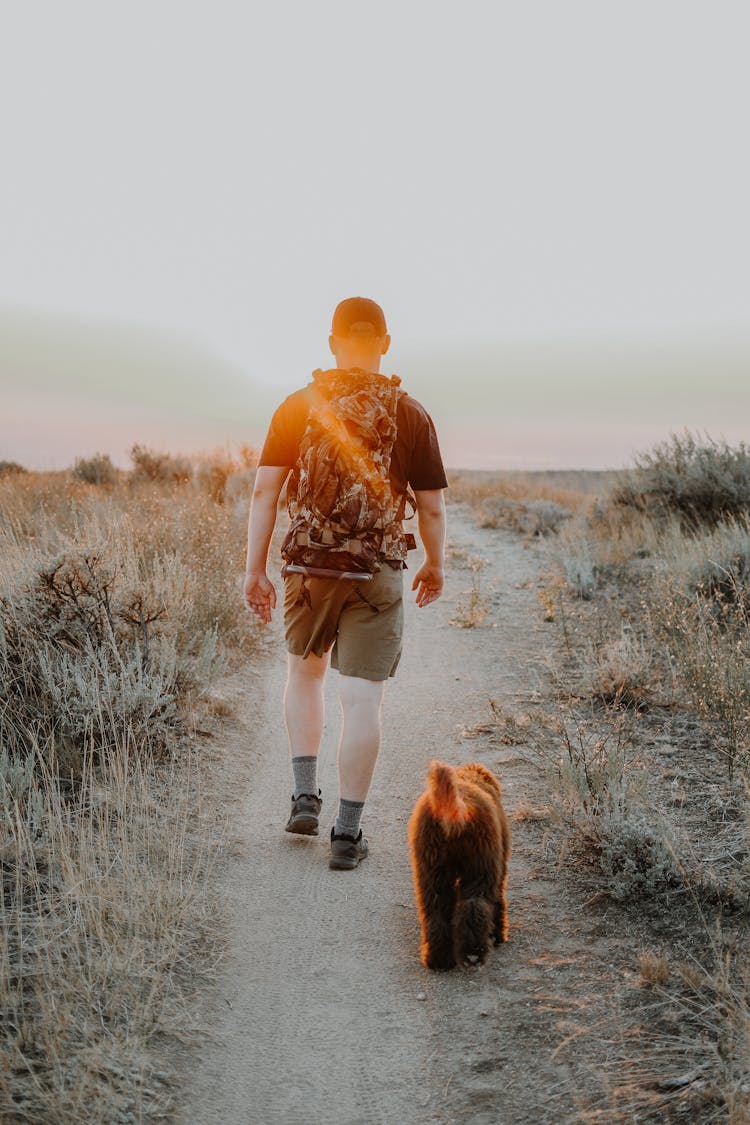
top-left (408, 760), bottom-right (510, 971)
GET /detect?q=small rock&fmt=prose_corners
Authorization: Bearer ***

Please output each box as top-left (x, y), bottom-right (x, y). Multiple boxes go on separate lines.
top-left (417, 992), bottom-right (427, 1001)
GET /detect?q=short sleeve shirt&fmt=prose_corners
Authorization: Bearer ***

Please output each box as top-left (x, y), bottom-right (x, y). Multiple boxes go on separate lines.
top-left (258, 379), bottom-right (448, 495)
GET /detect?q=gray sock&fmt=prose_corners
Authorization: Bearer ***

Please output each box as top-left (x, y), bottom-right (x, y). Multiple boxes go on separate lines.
top-left (334, 798), bottom-right (365, 839)
top-left (292, 756), bottom-right (318, 799)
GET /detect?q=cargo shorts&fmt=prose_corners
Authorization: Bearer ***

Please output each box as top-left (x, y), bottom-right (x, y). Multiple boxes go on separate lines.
top-left (282, 563), bottom-right (404, 681)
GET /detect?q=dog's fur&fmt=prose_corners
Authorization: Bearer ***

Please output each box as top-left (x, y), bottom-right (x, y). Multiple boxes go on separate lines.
top-left (408, 760), bottom-right (511, 971)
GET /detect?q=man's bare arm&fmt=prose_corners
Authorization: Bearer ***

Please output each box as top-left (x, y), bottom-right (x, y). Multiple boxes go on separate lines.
top-left (411, 488), bottom-right (446, 607)
top-left (243, 466), bottom-right (289, 623)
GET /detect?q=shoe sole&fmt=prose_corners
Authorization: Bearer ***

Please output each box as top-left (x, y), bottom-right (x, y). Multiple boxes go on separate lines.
top-left (329, 850), bottom-right (367, 870)
top-left (285, 815), bottom-right (319, 836)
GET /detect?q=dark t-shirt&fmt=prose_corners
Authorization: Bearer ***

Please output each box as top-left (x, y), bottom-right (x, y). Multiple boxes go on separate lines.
top-left (259, 379), bottom-right (449, 495)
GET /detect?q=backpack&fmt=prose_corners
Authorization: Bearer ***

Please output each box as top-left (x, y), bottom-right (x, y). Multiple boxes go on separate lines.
top-left (280, 367), bottom-right (416, 574)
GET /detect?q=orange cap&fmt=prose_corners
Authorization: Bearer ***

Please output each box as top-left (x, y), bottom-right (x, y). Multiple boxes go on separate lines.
top-left (331, 296), bottom-right (387, 338)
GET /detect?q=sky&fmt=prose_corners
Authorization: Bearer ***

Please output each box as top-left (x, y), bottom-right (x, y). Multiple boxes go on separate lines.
top-left (1, 2), bottom-right (748, 471)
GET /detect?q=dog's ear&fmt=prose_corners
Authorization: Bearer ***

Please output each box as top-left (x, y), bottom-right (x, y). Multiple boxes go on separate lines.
top-left (465, 762), bottom-right (502, 792)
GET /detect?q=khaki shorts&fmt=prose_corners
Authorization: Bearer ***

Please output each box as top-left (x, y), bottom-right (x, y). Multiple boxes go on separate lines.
top-left (283, 564), bottom-right (404, 681)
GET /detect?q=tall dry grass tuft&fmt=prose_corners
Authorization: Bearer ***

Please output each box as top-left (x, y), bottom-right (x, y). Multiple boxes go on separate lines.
top-left (193, 444), bottom-right (257, 506)
top-left (649, 579), bottom-right (750, 779)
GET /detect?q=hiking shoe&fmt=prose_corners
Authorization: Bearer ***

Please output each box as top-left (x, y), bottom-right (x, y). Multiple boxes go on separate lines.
top-left (285, 791), bottom-right (322, 836)
top-left (329, 827), bottom-right (368, 870)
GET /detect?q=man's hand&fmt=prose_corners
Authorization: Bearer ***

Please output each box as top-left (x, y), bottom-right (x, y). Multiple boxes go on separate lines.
top-left (411, 562), bottom-right (444, 608)
top-left (244, 571), bottom-right (277, 624)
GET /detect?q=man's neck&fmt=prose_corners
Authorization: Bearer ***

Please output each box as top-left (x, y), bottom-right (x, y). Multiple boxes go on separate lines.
top-left (331, 353), bottom-right (382, 374)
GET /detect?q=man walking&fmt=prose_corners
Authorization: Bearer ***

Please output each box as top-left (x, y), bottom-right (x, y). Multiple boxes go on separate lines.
top-left (244, 297), bottom-right (447, 869)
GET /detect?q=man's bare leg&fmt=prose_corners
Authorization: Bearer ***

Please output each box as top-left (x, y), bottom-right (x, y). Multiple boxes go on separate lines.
top-left (284, 650), bottom-right (329, 758)
top-left (334, 675), bottom-right (385, 841)
top-left (283, 652), bottom-right (329, 835)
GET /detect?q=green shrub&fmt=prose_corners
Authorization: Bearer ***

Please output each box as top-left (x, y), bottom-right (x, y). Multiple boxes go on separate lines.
top-left (130, 443), bottom-right (192, 483)
top-left (596, 809), bottom-right (679, 902)
top-left (0, 551), bottom-right (223, 777)
top-left (71, 452), bottom-right (117, 485)
top-left (612, 430), bottom-right (750, 529)
top-left (0, 460), bottom-right (27, 477)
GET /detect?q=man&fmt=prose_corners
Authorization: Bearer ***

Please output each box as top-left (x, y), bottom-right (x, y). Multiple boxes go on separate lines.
top-left (244, 297), bottom-right (448, 869)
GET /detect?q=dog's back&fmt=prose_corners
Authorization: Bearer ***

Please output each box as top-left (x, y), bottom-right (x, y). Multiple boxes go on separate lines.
top-left (422, 760), bottom-right (505, 842)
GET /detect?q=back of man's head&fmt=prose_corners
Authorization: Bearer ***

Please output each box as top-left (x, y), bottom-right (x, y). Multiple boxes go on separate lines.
top-left (331, 297), bottom-right (387, 340)
top-left (329, 297), bottom-right (390, 372)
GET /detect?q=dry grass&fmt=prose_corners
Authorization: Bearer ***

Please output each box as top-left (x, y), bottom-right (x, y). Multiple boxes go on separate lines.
top-left (581, 627), bottom-right (653, 710)
top-left (449, 555), bottom-right (491, 628)
top-left (448, 449), bottom-right (749, 1118)
top-left (579, 935), bottom-right (750, 1123)
top-left (447, 468), bottom-right (616, 509)
top-left (638, 950), bottom-right (671, 986)
top-left (447, 469), bottom-right (595, 538)
top-left (0, 729), bottom-right (226, 1122)
top-left (0, 457), bottom-right (257, 1122)
top-left (512, 445), bottom-right (750, 1118)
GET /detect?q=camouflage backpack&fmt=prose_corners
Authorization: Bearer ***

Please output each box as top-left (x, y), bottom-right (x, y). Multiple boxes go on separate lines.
top-left (281, 367), bottom-right (416, 574)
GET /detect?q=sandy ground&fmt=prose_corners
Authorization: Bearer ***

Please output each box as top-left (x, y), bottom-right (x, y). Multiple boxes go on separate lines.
top-left (180, 506), bottom-right (625, 1124)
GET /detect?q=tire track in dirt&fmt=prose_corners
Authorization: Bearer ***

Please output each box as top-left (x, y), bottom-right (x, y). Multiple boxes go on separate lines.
top-left (181, 505), bottom-right (606, 1124)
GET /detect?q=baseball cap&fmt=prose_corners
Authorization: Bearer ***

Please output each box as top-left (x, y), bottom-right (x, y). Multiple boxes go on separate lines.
top-left (331, 296), bottom-right (387, 338)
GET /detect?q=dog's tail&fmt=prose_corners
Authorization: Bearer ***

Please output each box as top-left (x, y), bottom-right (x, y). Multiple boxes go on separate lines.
top-left (427, 760), bottom-right (470, 826)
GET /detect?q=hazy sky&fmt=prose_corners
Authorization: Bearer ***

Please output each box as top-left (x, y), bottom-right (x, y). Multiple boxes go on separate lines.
top-left (1, 2), bottom-right (748, 470)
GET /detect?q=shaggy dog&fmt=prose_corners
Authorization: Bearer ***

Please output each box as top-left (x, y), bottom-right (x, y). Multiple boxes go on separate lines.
top-left (408, 760), bottom-right (510, 971)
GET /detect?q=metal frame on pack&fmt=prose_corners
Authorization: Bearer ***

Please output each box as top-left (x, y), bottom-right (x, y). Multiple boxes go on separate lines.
top-left (281, 563), bottom-right (373, 582)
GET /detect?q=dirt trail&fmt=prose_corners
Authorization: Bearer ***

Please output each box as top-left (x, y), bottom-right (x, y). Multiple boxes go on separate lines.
top-left (182, 507), bottom-right (618, 1124)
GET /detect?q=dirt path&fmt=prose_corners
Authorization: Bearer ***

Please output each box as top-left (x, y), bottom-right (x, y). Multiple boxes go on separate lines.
top-left (181, 507), bottom-right (622, 1124)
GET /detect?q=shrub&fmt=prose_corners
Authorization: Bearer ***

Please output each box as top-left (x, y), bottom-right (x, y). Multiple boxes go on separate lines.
top-left (519, 499), bottom-right (572, 536)
top-left (130, 443), bottom-right (192, 483)
top-left (596, 808), bottom-right (679, 901)
top-left (193, 447), bottom-right (256, 505)
top-left (449, 557), bottom-right (490, 627)
top-left (533, 709), bottom-right (680, 900)
top-left (612, 430), bottom-right (750, 529)
top-left (71, 451), bottom-right (117, 485)
top-left (582, 627), bottom-right (652, 710)
top-left (556, 523), bottom-right (596, 598)
top-left (0, 551), bottom-right (223, 777)
top-left (650, 580), bottom-right (750, 777)
top-left (0, 460), bottom-right (27, 477)
top-left (659, 516), bottom-right (750, 617)
top-left (476, 495), bottom-right (525, 530)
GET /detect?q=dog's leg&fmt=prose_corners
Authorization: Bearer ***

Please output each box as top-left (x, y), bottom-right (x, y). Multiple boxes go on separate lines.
top-left (454, 895), bottom-right (494, 966)
top-left (493, 816), bottom-right (511, 944)
top-left (492, 894), bottom-right (508, 944)
top-left (454, 854), bottom-right (498, 966)
top-left (417, 865), bottom-right (458, 972)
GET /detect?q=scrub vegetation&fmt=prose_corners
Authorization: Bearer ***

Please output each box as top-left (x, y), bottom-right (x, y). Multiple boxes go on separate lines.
top-left (5, 432), bottom-right (749, 1122)
top-left (0, 446), bottom-right (258, 1122)
top-left (453, 429), bottom-right (750, 1121)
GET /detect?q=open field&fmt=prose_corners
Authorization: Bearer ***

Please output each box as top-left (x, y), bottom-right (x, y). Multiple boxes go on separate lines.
top-left (1, 435), bottom-right (748, 1123)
